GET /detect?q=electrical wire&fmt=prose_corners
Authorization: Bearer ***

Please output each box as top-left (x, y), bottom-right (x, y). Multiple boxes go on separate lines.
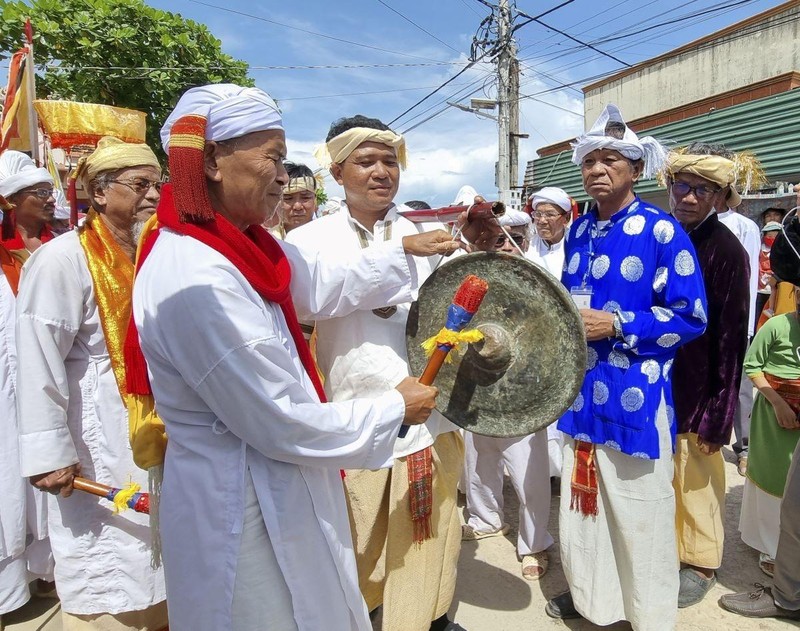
top-left (375, 0), bottom-right (462, 53)
top-left (188, 0), bottom-right (449, 63)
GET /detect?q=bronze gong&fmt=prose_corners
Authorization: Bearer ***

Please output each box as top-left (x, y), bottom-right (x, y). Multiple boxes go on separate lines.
top-left (406, 252), bottom-right (587, 437)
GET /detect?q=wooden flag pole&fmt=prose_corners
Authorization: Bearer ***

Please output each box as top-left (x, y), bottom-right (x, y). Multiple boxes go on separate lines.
top-left (24, 19), bottom-right (40, 164)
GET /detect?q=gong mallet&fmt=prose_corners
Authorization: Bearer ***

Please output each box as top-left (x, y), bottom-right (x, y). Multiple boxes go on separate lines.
top-left (399, 274), bottom-right (490, 438)
top-left (72, 477), bottom-right (150, 514)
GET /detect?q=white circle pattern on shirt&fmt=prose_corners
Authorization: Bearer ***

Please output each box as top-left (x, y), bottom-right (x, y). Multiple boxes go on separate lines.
top-left (675, 250), bottom-right (695, 276)
top-left (654, 220), bottom-right (674, 244)
top-left (671, 299), bottom-right (688, 310)
top-left (603, 300), bottom-right (621, 312)
top-left (621, 255), bottom-right (644, 282)
top-left (621, 387), bottom-right (645, 412)
top-left (619, 310), bottom-right (635, 323)
top-left (572, 392), bottom-right (584, 412)
top-left (623, 215), bottom-right (646, 236)
top-left (641, 359), bottom-right (660, 384)
top-left (576, 221), bottom-right (589, 239)
top-left (657, 333), bottom-right (681, 348)
top-left (608, 350), bottom-right (630, 369)
top-left (663, 358), bottom-right (673, 381)
top-left (567, 252), bottom-right (581, 275)
top-left (652, 306), bottom-right (674, 322)
top-left (586, 346), bottom-right (598, 370)
top-left (592, 255), bottom-right (610, 279)
top-left (693, 298), bottom-right (707, 323)
top-left (593, 381), bottom-right (609, 405)
top-left (604, 440), bottom-right (621, 451)
top-left (653, 266), bottom-right (668, 293)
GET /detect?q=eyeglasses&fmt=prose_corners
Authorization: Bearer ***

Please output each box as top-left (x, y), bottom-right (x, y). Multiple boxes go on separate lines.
top-left (109, 178), bottom-right (163, 194)
top-left (532, 211), bottom-right (563, 220)
top-left (494, 233), bottom-right (527, 248)
top-left (670, 181), bottom-right (720, 201)
top-left (20, 187), bottom-right (54, 200)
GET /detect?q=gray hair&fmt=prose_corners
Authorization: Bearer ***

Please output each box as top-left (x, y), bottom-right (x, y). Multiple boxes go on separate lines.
top-left (683, 141), bottom-right (735, 160)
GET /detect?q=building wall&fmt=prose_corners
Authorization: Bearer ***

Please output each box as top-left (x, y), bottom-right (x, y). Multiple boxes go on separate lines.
top-left (583, 2), bottom-right (800, 125)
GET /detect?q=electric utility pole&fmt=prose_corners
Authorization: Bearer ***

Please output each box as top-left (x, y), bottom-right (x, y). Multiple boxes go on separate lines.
top-left (496, 0), bottom-right (521, 208)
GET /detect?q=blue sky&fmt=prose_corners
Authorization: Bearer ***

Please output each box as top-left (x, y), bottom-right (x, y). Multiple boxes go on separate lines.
top-left (9, 0), bottom-right (787, 205)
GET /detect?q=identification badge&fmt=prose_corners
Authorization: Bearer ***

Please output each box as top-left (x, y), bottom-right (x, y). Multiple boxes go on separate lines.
top-left (570, 286), bottom-right (593, 309)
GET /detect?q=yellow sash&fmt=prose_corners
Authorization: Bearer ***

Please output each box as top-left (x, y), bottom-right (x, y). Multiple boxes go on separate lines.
top-left (78, 211), bottom-right (166, 470)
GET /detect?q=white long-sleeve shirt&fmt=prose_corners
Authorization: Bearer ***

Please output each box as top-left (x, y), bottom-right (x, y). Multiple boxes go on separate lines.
top-left (525, 232), bottom-right (566, 281)
top-left (286, 203), bottom-right (458, 460)
top-left (133, 228), bottom-right (417, 631)
top-left (15, 232), bottom-right (165, 615)
top-left (718, 208), bottom-right (760, 336)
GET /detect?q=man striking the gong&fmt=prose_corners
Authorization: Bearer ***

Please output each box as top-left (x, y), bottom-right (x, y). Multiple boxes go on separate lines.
top-left (545, 104), bottom-right (708, 631)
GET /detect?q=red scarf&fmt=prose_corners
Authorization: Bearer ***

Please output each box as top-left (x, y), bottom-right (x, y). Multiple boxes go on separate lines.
top-left (124, 184), bottom-right (327, 405)
top-left (1, 224), bottom-right (54, 251)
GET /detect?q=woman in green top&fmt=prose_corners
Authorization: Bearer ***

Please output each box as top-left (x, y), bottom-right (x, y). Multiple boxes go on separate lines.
top-left (739, 285), bottom-right (800, 577)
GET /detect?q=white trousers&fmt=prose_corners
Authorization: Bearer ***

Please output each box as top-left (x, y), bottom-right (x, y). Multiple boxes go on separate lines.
top-left (231, 470), bottom-right (297, 631)
top-left (464, 431), bottom-right (553, 555)
top-left (560, 398), bottom-right (678, 631)
top-left (0, 554), bottom-right (29, 616)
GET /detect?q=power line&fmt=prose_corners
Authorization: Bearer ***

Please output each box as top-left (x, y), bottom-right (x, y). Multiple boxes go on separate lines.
top-left (519, 11), bottom-right (633, 67)
top-left (23, 61), bottom-right (464, 72)
top-left (375, 0), bottom-right (462, 53)
top-left (277, 82), bottom-right (478, 101)
top-left (188, 0), bottom-right (448, 63)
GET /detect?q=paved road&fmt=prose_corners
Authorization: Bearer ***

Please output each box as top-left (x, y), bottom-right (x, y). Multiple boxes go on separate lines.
top-left (5, 448), bottom-right (799, 630)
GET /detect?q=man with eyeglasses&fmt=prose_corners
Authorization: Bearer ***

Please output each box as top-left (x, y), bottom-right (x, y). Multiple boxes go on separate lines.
top-left (664, 149), bottom-right (750, 608)
top-left (546, 105), bottom-right (707, 630)
top-left (462, 209), bottom-right (554, 581)
top-left (525, 186), bottom-right (572, 279)
top-left (270, 161), bottom-right (319, 239)
top-left (15, 137), bottom-right (167, 630)
top-left (0, 151), bottom-right (56, 259)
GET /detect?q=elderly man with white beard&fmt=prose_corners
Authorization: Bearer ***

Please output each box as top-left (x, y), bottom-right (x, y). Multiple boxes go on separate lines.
top-left (123, 84), bottom-right (494, 631)
top-left (15, 137), bottom-right (167, 630)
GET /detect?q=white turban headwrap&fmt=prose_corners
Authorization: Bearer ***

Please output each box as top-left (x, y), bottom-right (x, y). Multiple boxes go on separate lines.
top-left (314, 127), bottom-right (406, 170)
top-left (161, 84), bottom-right (283, 154)
top-left (571, 104), bottom-right (667, 180)
top-left (499, 209), bottom-right (531, 228)
top-left (0, 150), bottom-right (54, 198)
top-left (530, 186), bottom-right (571, 214)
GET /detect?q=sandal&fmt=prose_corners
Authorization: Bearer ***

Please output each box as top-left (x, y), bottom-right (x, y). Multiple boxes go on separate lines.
top-left (759, 553), bottom-right (775, 578)
top-left (461, 523), bottom-right (509, 541)
top-left (521, 551), bottom-right (549, 580)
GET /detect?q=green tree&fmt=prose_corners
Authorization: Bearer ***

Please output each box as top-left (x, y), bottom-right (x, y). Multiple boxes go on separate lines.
top-left (0, 0), bottom-right (253, 154)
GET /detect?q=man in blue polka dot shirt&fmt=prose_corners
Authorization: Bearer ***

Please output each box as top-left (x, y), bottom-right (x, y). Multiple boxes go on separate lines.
top-left (545, 105), bottom-right (707, 631)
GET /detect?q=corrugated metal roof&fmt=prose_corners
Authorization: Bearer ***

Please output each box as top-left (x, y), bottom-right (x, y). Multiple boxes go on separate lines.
top-left (524, 88), bottom-right (800, 203)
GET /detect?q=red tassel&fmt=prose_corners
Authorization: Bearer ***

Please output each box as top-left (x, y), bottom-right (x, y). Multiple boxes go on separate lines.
top-left (123, 315), bottom-right (152, 395)
top-left (168, 116), bottom-right (215, 224)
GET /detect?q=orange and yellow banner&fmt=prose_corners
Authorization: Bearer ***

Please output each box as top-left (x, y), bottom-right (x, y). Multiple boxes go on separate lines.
top-left (34, 101), bottom-right (146, 149)
top-left (0, 47), bottom-right (33, 153)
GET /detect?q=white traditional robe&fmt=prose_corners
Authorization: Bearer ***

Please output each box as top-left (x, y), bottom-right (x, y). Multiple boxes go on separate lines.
top-left (525, 231), bottom-right (566, 280)
top-left (524, 235), bottom-right (567, 476)
top-left (133, 228), bottom-right (417, 631)
top-left (286, 204), bottom-right (458, 457)
top-left (717, 208), bottom-right (759, 336)
top-left (0, 266), bottom-right (29, 615)
top-left (15, 232), bottom-right (166, 615)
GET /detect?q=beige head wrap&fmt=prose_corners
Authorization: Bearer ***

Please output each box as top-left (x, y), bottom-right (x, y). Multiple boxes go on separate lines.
top-left (314, 127), bottom-right (407, 170)
top-left (665, 153), bottom-right (739, 204)
top-left (74, 136), bottom-right (160, 186)
top-left (283, 176), bottom-right (316, 195)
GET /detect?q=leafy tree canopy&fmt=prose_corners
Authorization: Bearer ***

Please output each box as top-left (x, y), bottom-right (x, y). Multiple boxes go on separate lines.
top-left (0, 0), bottom-right (254, 154)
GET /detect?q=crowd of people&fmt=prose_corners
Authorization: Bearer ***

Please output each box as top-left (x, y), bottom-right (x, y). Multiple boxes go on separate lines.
top-left (0, 84), bottom-right (798, 631)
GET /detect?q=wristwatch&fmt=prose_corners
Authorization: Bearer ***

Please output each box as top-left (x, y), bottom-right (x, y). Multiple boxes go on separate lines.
top-left (612, 312), bottom-right (624, 340)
